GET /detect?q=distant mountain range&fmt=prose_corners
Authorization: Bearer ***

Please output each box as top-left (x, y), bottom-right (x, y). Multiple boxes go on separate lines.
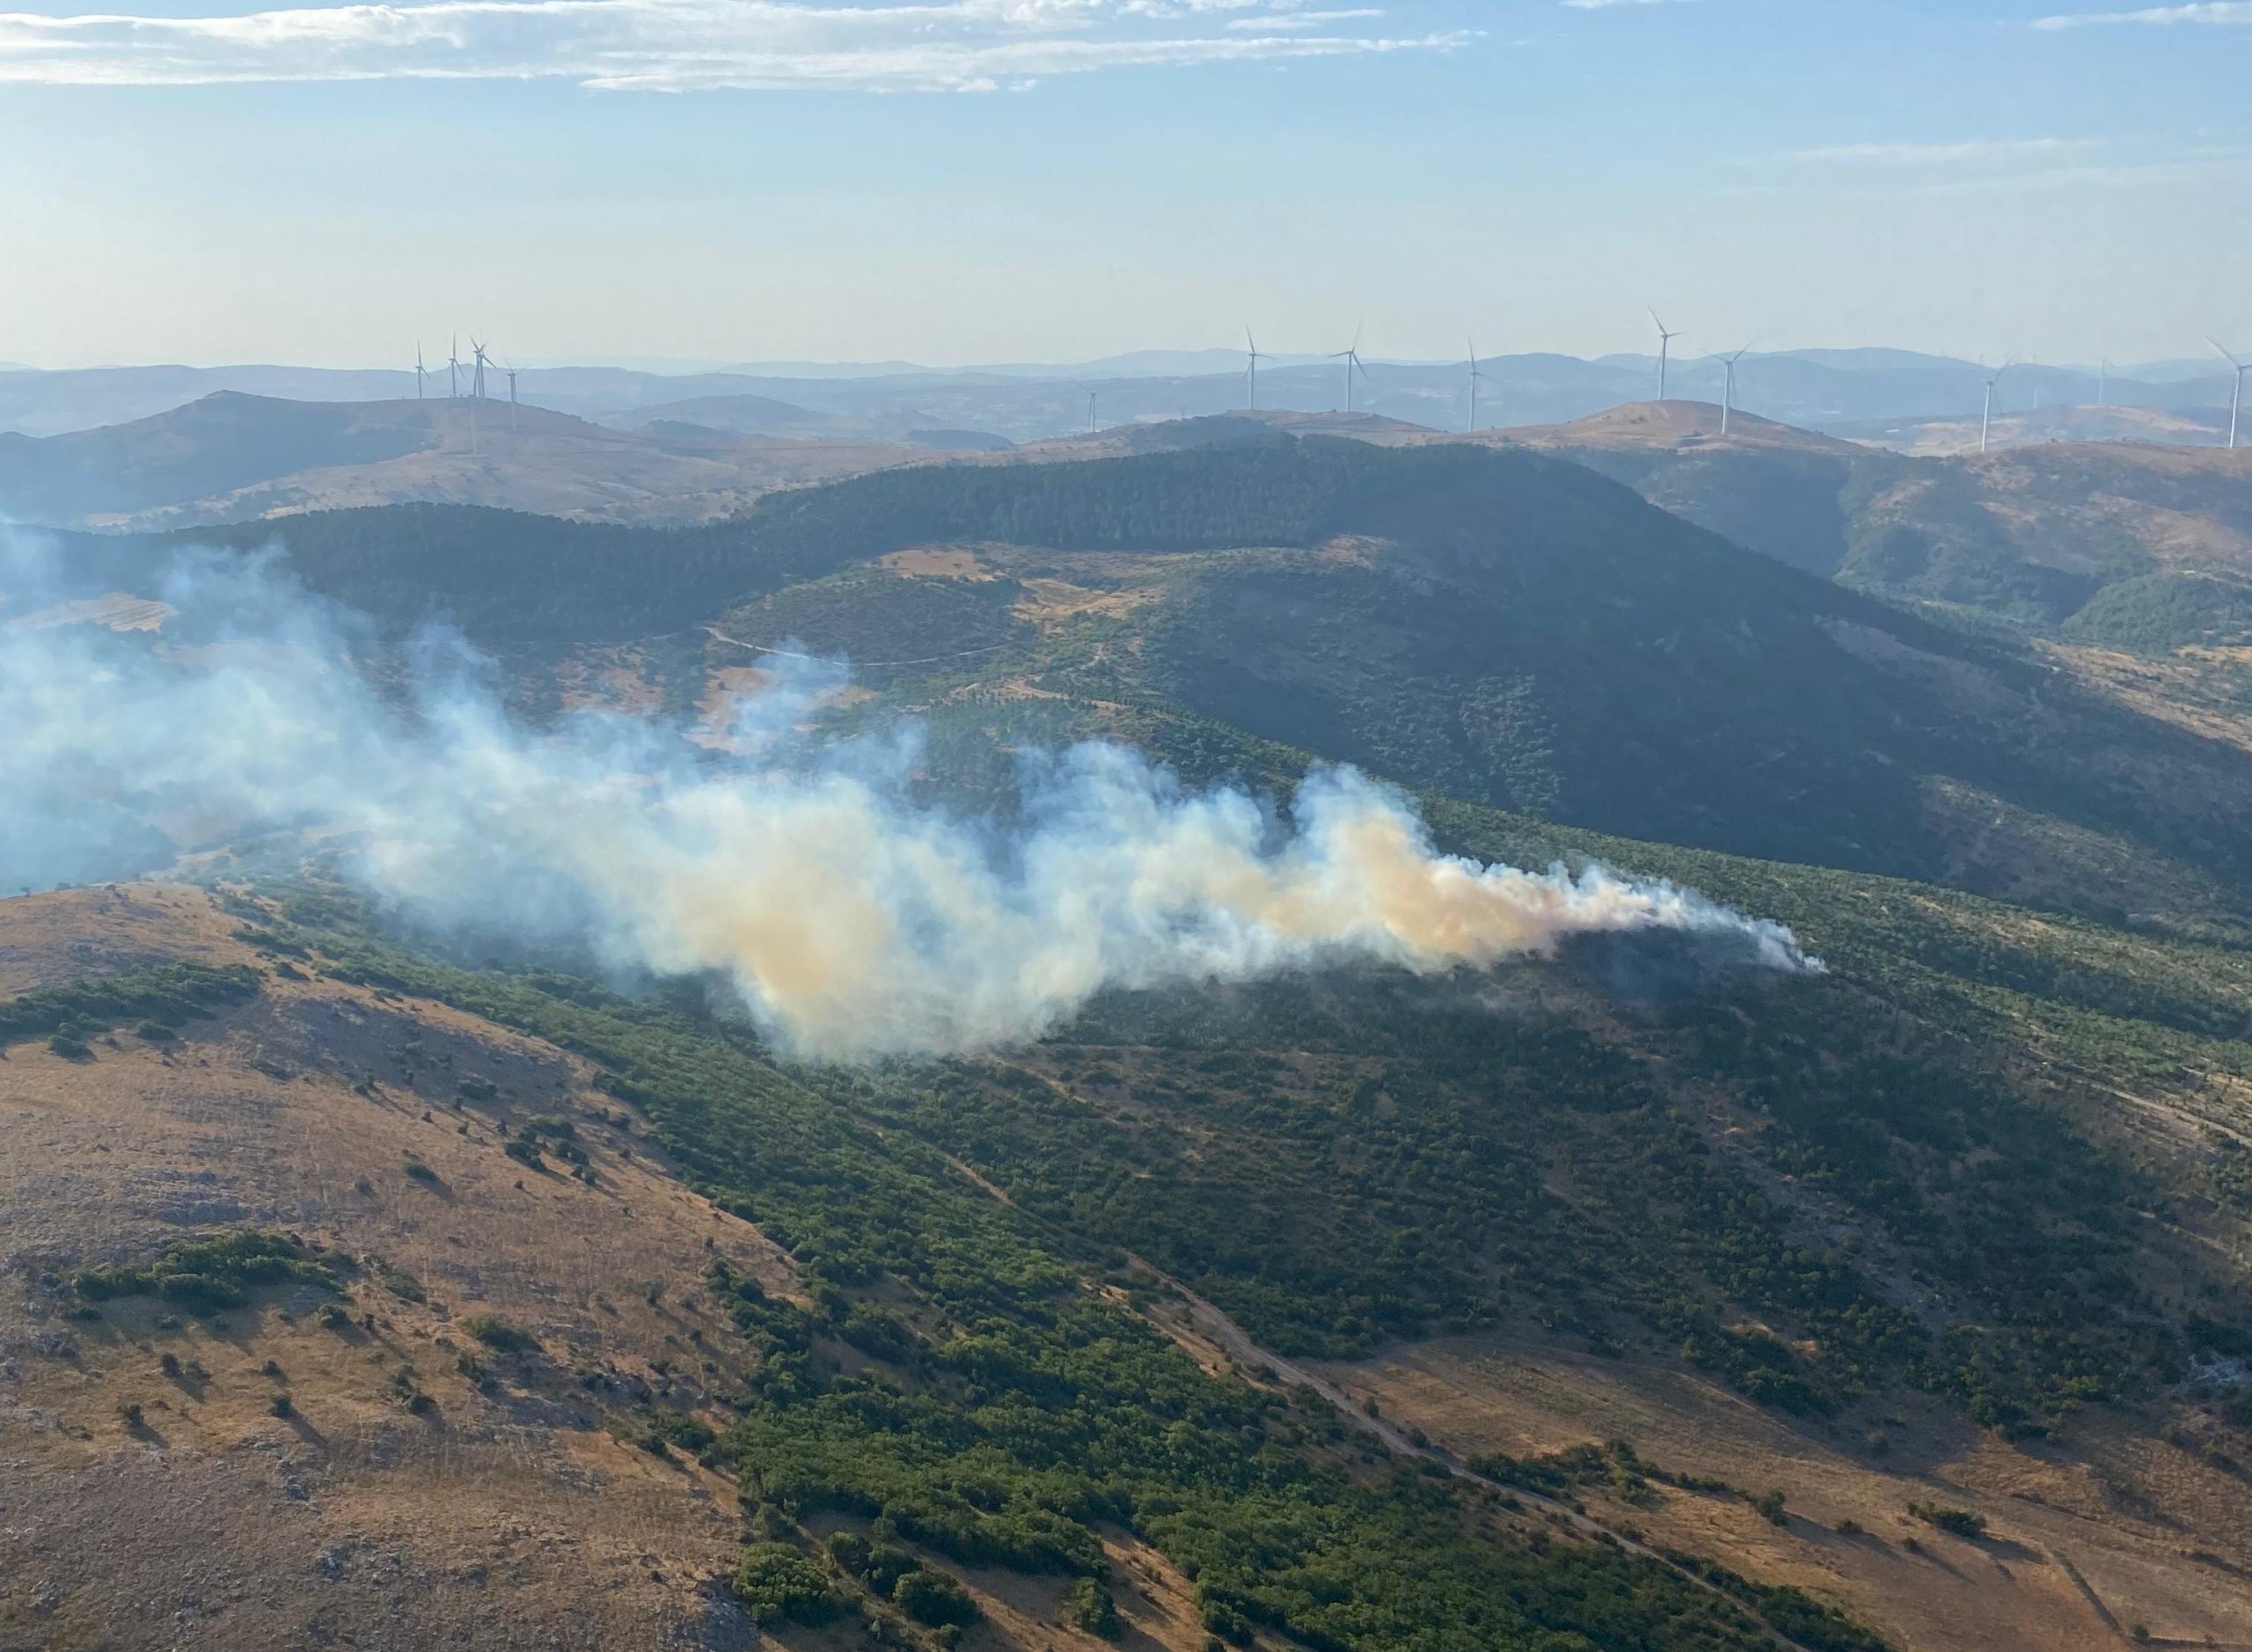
top-left (5, 348), bottom-right (2244, 446)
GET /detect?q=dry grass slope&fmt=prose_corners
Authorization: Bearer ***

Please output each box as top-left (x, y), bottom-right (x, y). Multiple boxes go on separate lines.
top-left (0, 886), bottom-right (1206, 1652)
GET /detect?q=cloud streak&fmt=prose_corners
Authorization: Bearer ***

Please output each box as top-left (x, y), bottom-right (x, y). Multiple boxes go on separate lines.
top-left (0, 0), bottom-right (1467, 89)
top-left (1788, 137), bottom-right (2100, 165)
top-left (2033, 2), bottom-right (2252, 26)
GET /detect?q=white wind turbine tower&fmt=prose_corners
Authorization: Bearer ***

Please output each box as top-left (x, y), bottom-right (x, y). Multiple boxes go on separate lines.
top-left (1713, 344), bottom-right (1751, 436)
top-left (1245, 326), bottom-right (1266, 413)
top-left (415, 344), bottom-right (427, 401)
top-left (501, 357), bottom-right (520, 431)
top-left (1649, 309), bottom-right (1681, 402)
top-left (2211, 339), bottom-right (2248, 451)
top-left (464, 339), bottom-right (493, 457)
top-left (1466, 338), bottom-right (1493, 434)
top-left (1979, 362), bottom-right (2008, 455)
top-left (1082, 385), bottom-right (1099, 435)
top-left (1330, 324), bottom-right (1366, 413)
top-left (448, 336), bottom-right (460, 399)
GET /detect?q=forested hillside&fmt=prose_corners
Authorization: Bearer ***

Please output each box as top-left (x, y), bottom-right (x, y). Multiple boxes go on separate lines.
top-left (1518, 424), bottom-right (2252, 651)
top-left (49, 436), bottom-right (2252, 932)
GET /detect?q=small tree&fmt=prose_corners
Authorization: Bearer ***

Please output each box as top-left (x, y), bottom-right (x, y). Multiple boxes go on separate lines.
top-left (731, 1543), bottom-right (841, 1627)
top-left (892, 1568), bottom-right (978, 1630)
top-left (1067, 1576), bottom-right (1122, 1640)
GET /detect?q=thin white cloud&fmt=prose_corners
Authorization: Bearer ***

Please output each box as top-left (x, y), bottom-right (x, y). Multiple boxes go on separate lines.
top-left (0, 0), bottom-right (1469, 90)
top-left (1228, 7), bottom-right (1384, 27)
top-left (2032, 2), bottom-right (2252, 26)
top-left (1743, 133), bottom-right (2251, 198)
top-left (1560, 0), bottom-right (1696, 10)
top-left (1790, 137), bottom-right (2100, 164)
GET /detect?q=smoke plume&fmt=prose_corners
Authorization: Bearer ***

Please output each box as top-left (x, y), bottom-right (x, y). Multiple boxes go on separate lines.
top-left (0, 536), bottom-right (1817, 1060)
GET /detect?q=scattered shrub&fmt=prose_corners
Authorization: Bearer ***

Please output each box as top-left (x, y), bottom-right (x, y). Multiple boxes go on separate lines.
top-left (892, 1568), bottom-right (979, 1629)
top-left (375, 1261), bottom-right (428, 1303)
top-left (1907, 1502), bottom-right (1986, 1539)
top-left (461, 1313), bottom-right (536, 1353)
top-left (74, 1229), bottom-right (342, 1316)
top-left (1067, 1576), bottom-right (1122, 1639)
top-left (730, 1543), bottom-right (842, 1627)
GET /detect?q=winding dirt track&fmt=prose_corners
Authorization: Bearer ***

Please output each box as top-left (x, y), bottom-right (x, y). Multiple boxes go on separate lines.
top-left (931, 1144), bottom-right (1828, 1652)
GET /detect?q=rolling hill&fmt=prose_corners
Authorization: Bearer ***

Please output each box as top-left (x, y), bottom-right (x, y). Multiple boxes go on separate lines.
top-left (0, 392), bottom-right (921, 530)
top-left (1485, 406), bottom-right (2252, 659)
top-left (45, 435), bottom-right (2252, 935)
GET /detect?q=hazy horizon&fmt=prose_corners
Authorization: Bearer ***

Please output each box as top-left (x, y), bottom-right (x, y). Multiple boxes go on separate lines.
top-left (0, 345), bottom-right (2234, 380)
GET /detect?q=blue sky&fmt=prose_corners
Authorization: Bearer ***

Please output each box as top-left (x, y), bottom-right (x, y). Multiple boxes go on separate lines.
top-left (1, 0), bottom-right (2245, 369)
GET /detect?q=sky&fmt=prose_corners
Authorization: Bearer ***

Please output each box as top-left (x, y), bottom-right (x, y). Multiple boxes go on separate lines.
top-left (0, 0), bottom-right (2247, 369)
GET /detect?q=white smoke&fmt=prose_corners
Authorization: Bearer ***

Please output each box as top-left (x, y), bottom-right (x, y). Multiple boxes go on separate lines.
top-left (0, 537), bottom-right (1818, 1060)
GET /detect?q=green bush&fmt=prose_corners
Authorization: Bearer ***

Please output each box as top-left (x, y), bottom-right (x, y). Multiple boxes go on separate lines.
top-left (730, 1543), bottom-right (841, 1627)
top-left (0, 962), bottom-right (260, 1049)
top-left (460, 1313), bottom-right (536, 1353)
top-left (75, 1229), bottom-right (341, 1316)
top-left (892, 1568), bottom-right (979, 1629)
top-left (1067, 1576), bottom-right (1122, 1639)
top-left (375, 1261), bottom-right (428, 1303)
top-left (1907, 1501), bottom-right (1986, 1539)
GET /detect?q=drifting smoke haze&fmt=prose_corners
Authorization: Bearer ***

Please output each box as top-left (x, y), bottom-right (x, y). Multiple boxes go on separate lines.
top-left (0, 533), bottom-right (1818, 1060)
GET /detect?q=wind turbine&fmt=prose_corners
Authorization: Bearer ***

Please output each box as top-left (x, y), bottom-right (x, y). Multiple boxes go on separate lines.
top-left (1082, 385), bottom-right (1099, 435)
top-left (414, 344), bottom-right (426, 401)
top-left (1649, 309), bottom-right (1681, 402)
top-left (1245, 326), bottom-right (1265, 413)
top-left (1979, 362), bottom-right (2008, 455)
top-left (1330, 324), bottom-right (1366, 413)
top-left (448, 336), bottom-right (460, 399)
top-left (1712, 344), bottom-right (1751, 436)
top-left (2096, 348), bottom-right (2109, 410)
top-left (470, 339), bottom-right (490, 402)
top-left (1466, 338), bottom-right (1493, 434)
top-left (2211, 339), bottom-right (2248, 451)
top-left (503, 358), bottom-right (519, 430)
